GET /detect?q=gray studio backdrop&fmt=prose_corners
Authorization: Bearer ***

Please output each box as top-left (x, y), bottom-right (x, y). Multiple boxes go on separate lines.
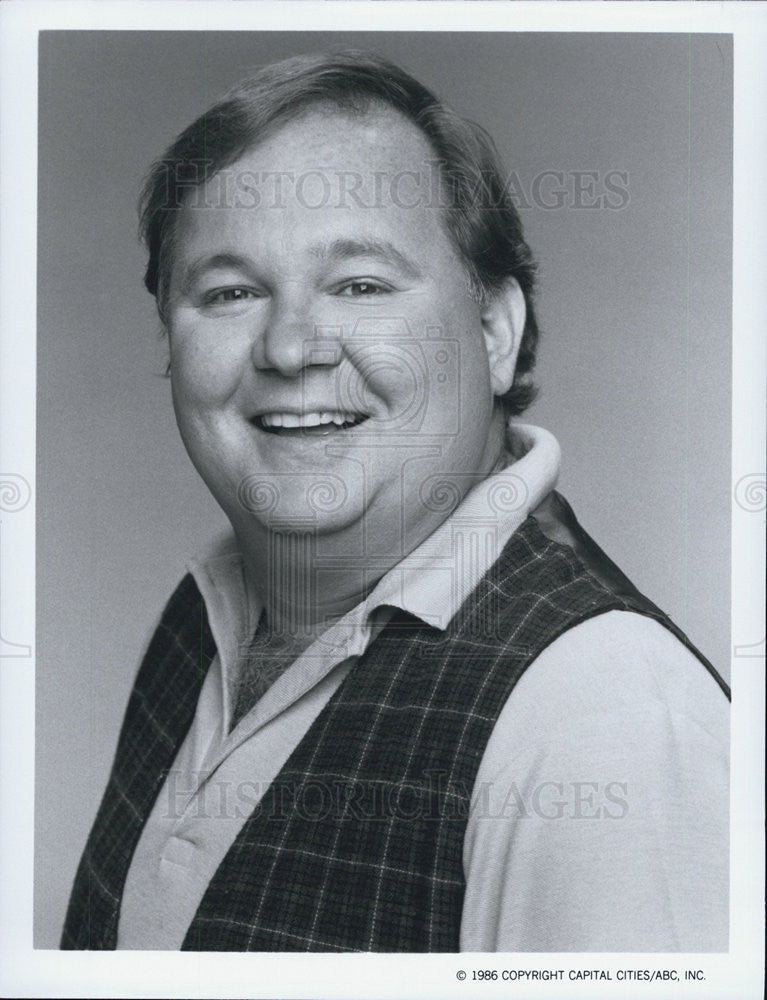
top-left (35, 32), bottom-right (732, 947)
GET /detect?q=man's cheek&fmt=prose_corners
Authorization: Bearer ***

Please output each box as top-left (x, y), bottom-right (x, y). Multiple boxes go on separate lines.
top-left (342, 344), bottom-right (429, 428)
top-left (171, 367), bottom-right (208, 410)
top-left (171, 350), bottom-right (239, 405)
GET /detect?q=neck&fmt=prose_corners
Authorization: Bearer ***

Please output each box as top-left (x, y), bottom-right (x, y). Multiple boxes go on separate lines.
top-left (237, 527), bottom-right (386, 644)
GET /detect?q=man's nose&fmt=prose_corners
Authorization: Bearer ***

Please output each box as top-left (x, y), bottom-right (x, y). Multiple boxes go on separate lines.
top-left (251, 291), bottom-right (318, 377)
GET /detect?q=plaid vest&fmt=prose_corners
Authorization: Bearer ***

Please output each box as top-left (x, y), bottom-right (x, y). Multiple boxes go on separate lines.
top-left (61, 493), bottom-right (726, 951)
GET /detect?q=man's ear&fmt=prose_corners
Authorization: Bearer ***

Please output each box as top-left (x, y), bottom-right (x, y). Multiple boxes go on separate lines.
top-left (480, 278), bottom-right (526, 397)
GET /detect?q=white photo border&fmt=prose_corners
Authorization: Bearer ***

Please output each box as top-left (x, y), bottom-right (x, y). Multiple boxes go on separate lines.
top-left (1, 2), bottom-right (764, 998)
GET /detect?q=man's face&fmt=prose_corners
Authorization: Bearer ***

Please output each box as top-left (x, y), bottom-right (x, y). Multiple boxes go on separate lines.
top-left (166, 107), bottom-right (512, 559)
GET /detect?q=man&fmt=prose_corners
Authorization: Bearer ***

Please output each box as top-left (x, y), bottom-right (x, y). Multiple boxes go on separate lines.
top-left (61, 51), bottom-right (729, 952)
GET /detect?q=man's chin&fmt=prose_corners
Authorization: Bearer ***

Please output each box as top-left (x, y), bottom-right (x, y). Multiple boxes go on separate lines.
top-left (227, 487), bottom-right (368, 545)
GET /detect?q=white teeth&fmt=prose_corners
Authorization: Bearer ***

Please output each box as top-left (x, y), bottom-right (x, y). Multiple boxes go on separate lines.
top-left (259, 410), bottom-right (365, 429)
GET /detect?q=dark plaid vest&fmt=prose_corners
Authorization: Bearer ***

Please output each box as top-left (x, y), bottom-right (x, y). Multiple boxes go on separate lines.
top-left (61, 493), bottom-right (727, 951)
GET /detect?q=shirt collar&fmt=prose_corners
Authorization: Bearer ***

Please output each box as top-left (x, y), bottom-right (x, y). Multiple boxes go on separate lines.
top-left (363, 422), bottom-right (560, 629)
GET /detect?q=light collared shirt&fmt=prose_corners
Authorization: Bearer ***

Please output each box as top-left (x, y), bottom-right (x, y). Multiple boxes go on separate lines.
top-left (117, 424), bottom-right (728, 951)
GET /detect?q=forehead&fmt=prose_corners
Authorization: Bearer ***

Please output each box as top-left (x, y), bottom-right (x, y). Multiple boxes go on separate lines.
top-left (173, 106), bottom-right (456, 264)
top-left (231, 103), bottom-right (436, 188)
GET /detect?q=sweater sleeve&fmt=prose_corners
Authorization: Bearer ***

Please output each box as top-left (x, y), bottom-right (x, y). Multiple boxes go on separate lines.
top-left (460, 610), bottom-right (729, 952)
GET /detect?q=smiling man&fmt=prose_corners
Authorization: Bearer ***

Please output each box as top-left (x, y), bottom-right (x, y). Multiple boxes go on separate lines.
top-left (166, 103), bottom-right (523, 648)
top-left (61, 51), bottom-right (729, 953)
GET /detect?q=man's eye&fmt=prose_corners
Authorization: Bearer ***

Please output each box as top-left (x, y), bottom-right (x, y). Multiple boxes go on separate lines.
top-left (338, 280), bottom-right (389, 297)
top-left (204, 287), bottom-right (258, 305)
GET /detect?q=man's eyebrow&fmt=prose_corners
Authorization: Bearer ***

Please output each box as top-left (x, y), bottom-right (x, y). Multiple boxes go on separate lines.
top-left (310, 238), bottom-right (423, 279)
top-left (181, 252), bottom-right (254, 287)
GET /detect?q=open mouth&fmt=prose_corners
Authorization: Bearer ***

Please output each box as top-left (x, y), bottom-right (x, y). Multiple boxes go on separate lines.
top-left (253, 410), bottom-right (369, 435)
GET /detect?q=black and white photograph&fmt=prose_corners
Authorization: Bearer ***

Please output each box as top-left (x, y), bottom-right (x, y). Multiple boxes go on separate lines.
top-left (0, 2), bottom-right (765, 998)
